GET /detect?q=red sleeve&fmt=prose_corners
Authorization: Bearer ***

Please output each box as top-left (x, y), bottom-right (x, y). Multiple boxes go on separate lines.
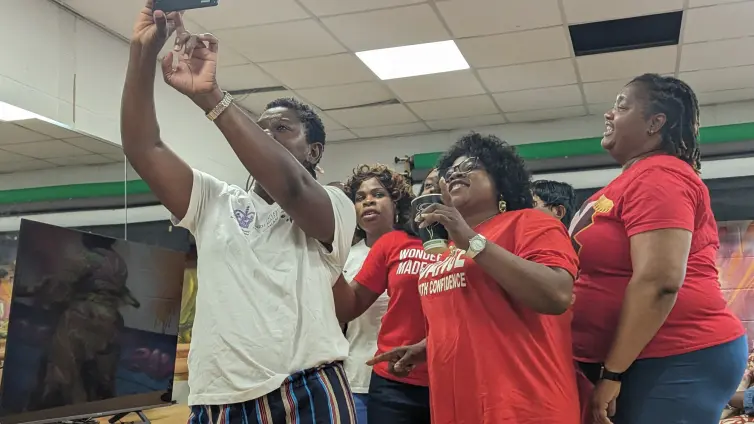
top-left (354, 232), bottom-right (392, 295)
top-left (510, 211), bottom-right (580, 278)
top-left (620, 168), bottom-right (698, 237)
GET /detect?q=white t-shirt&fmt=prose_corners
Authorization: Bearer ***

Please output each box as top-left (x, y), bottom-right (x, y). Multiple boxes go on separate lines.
top-left (174, 170), bottom-right (356, 406)
top-left (342, 240), bottom-right (389, 393)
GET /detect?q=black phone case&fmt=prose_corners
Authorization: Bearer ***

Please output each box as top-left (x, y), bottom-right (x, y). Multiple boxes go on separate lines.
top-left (153, 0), bottom-right (219, 13)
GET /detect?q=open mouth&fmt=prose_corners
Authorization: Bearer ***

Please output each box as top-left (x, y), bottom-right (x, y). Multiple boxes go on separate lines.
top-left (448, 180), bottom-right (469, 192)
top-left (361, 209), bottom-right (380, 220)
top-left (604, 121), bottom-right (615, 137)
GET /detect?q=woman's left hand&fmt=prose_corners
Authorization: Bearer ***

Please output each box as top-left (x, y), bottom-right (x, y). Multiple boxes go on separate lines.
top-left (591, 379), bottom-right (621, 424)
top-left (416, 178), bottom-right (477, 250)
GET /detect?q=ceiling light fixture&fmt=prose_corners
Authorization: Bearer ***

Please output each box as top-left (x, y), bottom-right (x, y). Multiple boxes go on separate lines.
top-left (0, 101), bottom-right (62, 125)
top-left (356, 40), bottom-right (470, 80)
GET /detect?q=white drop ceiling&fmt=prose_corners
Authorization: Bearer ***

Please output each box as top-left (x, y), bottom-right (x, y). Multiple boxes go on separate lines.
top-left (56, 0), bottom-right (754, 142)
top-left (0, 119), bottom-right (123, 174)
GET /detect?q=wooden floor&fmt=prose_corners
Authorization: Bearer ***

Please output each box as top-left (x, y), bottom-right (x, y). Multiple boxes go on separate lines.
top-left (96, 404), bottom-right (191, 424)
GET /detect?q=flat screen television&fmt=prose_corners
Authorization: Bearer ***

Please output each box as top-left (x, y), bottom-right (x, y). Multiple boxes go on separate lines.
top-left (0, 220), bottom-right (185, 424)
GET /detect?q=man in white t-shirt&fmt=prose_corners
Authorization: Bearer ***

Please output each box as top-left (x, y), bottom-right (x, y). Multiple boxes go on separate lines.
top-left (121, 2), bottom-right (357, 423)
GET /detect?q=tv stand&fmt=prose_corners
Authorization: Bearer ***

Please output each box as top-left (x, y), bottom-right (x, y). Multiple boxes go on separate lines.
top-left (108, 410), bottom-right (151, 424)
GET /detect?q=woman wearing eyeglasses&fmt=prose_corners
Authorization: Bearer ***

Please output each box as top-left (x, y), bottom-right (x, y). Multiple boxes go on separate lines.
top-left (370, 133), bottom-right (581, 424)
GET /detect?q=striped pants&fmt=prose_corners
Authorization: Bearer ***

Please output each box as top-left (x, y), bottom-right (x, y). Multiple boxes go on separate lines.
top-left (188, 363), bottom-right (357, 424)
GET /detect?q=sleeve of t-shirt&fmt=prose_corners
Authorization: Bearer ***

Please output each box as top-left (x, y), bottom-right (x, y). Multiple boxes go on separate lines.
top-left (316, 185), bottom-right (357, 269)
top-left (171, 169), bottom-right (227, 235)
top-left (511, 212), bottom-right (580, 279)
top-left (620, 168), bottom-right (699, 237)
top-left (353, 233), bottom-right (392, 295)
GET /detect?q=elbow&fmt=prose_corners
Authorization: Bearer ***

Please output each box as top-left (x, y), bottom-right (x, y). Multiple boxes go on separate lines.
top-left (631, 271), bottom-right (685, 298)
top-left (541, 291), bottom-right (572, 315)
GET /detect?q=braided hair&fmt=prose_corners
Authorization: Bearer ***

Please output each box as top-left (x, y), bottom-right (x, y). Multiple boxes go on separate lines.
top-left (629, 73), bottom-right (702, 173)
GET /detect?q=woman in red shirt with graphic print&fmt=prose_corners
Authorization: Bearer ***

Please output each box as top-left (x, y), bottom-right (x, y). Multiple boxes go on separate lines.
top-left (372, 132), bottom-right (581, 424)
top-left (332, 166), bottom-right (434, 424)
top-left (570, 74), bottom-right (747, 424)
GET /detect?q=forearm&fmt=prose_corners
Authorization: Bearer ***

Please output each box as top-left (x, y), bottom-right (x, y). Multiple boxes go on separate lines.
top-left (196, 90), bottom-right (315, 207)
top-left (332, 279), bottom-right (375, 323)
top-left (604, 280), bottom-right (677, 372)
top-left (474, 244), bottom-right (573, 314)
top-left (121, 43), bottom-right (162, 158)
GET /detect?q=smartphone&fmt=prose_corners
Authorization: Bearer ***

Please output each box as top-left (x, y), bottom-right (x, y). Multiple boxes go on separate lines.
top-left (153, 0), bottom-right (219, 13)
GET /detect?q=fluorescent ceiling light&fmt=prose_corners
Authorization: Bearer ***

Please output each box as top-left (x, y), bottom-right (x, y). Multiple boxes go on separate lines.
top-left (0, 101), bottom-right (65, 127)
top-left (356, 40), bottom-right (470, 80)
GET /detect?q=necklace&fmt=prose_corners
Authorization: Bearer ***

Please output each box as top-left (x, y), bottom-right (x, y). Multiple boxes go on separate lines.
top-left (473, 212), bottom-right (501, 229)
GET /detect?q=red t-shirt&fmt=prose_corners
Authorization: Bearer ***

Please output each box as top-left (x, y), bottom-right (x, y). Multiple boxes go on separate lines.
top-left (570, 154), bottom-right (744, 363)
top-left (418, 210), bottom-right (581, 424)
top-left (355, 230), bottom-right (440, 386)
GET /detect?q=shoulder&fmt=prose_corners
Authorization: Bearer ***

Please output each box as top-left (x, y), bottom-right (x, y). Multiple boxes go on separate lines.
top-left (496, 209), bottom-right (564, 230)
top-left (628, 156), bottom-right (703, 188)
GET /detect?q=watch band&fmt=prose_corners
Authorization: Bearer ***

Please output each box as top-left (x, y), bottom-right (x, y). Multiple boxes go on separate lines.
top-left (599, 365), bottom-right (623, 382)
top-left (465, 234), bottom-right (487, 259)
top-left (206, 91), bottom-right (234, 121)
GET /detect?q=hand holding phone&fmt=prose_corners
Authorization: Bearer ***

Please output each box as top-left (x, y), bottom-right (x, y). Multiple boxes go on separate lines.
top-left (153, 0), bottom-right (219, 13)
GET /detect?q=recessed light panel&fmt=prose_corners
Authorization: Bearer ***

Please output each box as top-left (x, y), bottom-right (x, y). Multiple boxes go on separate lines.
top-left (356, 40), bottom-right (470, 80)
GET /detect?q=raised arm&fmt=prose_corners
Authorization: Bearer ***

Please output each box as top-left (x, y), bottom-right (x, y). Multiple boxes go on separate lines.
top-left (122, 2), bottom-right (193, 220)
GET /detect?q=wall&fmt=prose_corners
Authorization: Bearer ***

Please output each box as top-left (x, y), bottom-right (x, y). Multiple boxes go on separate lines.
top-left (322, 100), bottom-right (754, 185)
top-left (0, 0), bottom-right (246, 185)
top-left (0, 163), bottom-right (126, 190)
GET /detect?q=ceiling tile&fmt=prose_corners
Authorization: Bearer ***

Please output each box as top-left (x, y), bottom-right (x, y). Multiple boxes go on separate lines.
top-left (426, 114), bottom-right (506, 131)
top-left (215, 20), bottom-right (346, 63)
top-left (298, 0), bottom-right (424, 17)
top-left (351, 122), bottom-right (431, 138)
top-left (14, 119), bottom-right (80, 139)
top-left (0, 123), bottom-right (51, 145)
top-left (407, 95), bottom-right (498, 121)
top-left (187, 0), bottom-right (310, 30)
top-left (64, 137), bottom-right (123, 155)
top-left (326, 104), bottom-right (418, 128)
top-left (317, 111), bottom-right (346, 131)
top-left (582, 79), bottom-right (629, 104)
top-left (0, 150), bottom-right (33, 164)
top-left (577, 46), bottom-right (677, 83)
top-left (0, 159), bottom-right (54, 174)
top-left (683, 2), bottom-right (754, 43)
top-left (456, 27), bottom-right (571, 69)
top-left (386, 70), bottom-right (486, 102)
top-left (697, 88), bottom-right (754, 105)
top-left (493, 85), bottom-right (583, 112)
top-left (325, 129), bottom-right (357, 142)
top-left (437, 0), bottom-right (562, 38)
top-left (177, 18), bottom-right (248, 67)
top-left (505, 105), bottom-right (587, 123)
top-left (3, 140), bottom-right (91, 158)
top-left (296, 82), bottom-right (394, 110)
top-left (588, 103), bottom-right (613, 115)
top-left (679, 66), bottom-right (754, 92)
top-left (680, 38), bottom-right (754, 72)
top-left (218, 64), bottom-right (280, 91)
top-left (688, 0), bottom-right (741, 6)
top-left (237, 90), bottom-right (296, 114)
top-left (478, 59), bottom-right (578, 93)
top-left (59, 0), bottom-right (142, 38)
top-left (47, 155), bottom-right (115, 166)
top-left (321, 4), bottom-right (450, 51)
top-left (259, 54), bottom-right (375, 89)
top-left (562, 0), bottom-right (683, 24)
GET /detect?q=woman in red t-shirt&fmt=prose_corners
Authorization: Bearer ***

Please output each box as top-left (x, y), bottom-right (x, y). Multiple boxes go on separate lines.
top-left (372, 132), bottom-right (582, 424)
top-left (570, 74), bottom-right (748, 424)
top-left (332, 166), bottom-right (434, 424)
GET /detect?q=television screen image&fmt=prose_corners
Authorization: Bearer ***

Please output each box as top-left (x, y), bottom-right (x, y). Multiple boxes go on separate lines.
top-left (0, 220), bottom-right (186, 424)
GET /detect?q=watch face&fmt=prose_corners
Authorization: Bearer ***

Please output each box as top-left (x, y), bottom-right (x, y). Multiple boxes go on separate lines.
top-left (470, 239), bottom-right (484, 251)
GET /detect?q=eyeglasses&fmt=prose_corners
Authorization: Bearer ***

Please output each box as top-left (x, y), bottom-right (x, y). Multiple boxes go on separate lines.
top-left (440, 157), bottom-right (481, 181)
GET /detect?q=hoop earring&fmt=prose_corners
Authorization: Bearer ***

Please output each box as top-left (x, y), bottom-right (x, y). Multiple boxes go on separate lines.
top-left (498, 199), bottom-right (507, 213)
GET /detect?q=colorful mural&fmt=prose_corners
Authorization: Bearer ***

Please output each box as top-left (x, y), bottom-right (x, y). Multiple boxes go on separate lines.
top-left (718, 221), bottom-right (754, 347)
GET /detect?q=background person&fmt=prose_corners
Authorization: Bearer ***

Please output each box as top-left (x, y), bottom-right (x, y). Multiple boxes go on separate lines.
top-left (532, 179), bottom-right (577, 225)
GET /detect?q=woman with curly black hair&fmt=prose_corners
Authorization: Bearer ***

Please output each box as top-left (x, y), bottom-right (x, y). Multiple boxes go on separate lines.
top-left (333, 165), bottom-right (433, 424)
top-left (370, 132), bottom-right (581, 423)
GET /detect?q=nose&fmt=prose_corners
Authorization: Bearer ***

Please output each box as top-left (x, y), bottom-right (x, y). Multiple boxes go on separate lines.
top-left (362, 196), bottom-right (376, 206)
top-left (604, 109), bottom-right (614, 120)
